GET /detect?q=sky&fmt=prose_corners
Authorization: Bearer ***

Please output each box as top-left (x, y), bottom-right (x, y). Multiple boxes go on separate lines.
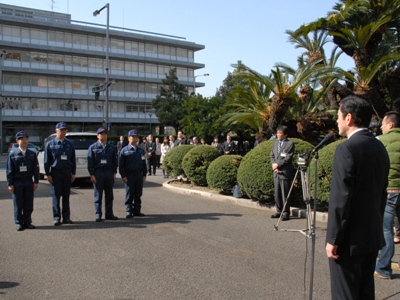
top-left (2, 0), bottom-right (354, 97)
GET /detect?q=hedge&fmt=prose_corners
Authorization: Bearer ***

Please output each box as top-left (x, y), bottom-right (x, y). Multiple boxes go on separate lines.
top-left (162, 145), bottom-right (194, 177)
top-left (206, 155), bottom-right (243, 193)
top-left (182, 145), bottom-right (221, 186)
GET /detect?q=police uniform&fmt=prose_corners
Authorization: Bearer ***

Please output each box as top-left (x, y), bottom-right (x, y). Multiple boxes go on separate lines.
top-left (87, 128), bottom-right (118, 221)
top-left (44, 122), bottom-right (76, 224)
top-left (7, 131), bottom-right (39, 231)
top-left (119, 129), bottom-right (147, 217)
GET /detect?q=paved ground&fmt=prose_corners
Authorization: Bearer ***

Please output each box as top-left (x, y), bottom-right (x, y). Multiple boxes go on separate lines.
top-left (0, 155), bottom-right (399, 300)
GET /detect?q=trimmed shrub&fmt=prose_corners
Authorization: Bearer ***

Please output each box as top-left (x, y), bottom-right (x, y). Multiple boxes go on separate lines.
top-left (206, 155), bottom-right (243, 193)
top-left (162, 145), bottom-right (194, 177)
top-left (237, 138), bottom-right (313, 202)
top-left (309, 138), bottom-right (346, 206)
top-left (182, 145), bottom-right (221, 186)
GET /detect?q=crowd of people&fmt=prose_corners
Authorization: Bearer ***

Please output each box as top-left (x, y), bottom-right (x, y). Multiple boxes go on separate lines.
top-left (6, 96), bottom-right (400, 299)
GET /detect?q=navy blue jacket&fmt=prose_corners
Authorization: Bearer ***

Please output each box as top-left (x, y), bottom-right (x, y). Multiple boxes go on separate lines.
top-left (119, 144), bottom-right (147, 178)
top-left (87, 141), bottom-right (118, 176)
top-left (7, 148), bottom-right (39, 186)
top-left (44, 137), bottom-right (76, 175)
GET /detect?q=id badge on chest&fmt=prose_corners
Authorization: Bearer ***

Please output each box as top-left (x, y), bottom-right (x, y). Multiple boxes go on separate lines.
top-left (20, 164), bottom-right (27, 172)
top-left (280, 152), bottom-right (287, 158)
top-left (61, 155), bottom-right (67, 160)
top-left (101, 159), bottom-right (107, 164)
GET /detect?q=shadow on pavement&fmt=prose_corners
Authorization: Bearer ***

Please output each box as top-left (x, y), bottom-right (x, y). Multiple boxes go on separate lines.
top-left (0, 281), bottom-right (20, 294)
top-left (33, 213), bottom-right (243, 230)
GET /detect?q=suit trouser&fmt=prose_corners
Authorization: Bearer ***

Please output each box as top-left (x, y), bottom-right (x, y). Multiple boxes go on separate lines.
top-left (329, 249), bottom-right (378, 300)
top-left (146, 156), bottom-right (156, 175)
top-left (13, 180), bottom-right (34, 224)
top-left (93, 169), bottom-right (115, 218)
top-left (50, 170), bottom-right (72, 221)
top-left (273, 175), bottom-right (291, 214)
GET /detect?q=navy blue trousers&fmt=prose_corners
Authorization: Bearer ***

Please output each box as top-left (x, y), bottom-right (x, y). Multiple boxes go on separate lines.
top-left (50, 170), bottom-right (72, 221)
top-left (93, 169), bottom-right (115, 218)
top-left (124, 173), bottom-right (143, 213)
top-left (13, 180), bottom-right (34, 225)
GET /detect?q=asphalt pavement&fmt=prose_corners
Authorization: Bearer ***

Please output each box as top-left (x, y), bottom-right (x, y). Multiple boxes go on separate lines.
top-left (0, 155), bottom-right (399, 300)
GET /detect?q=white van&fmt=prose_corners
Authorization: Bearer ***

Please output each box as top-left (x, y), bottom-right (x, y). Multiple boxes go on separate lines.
top-left (38, 132), bottom-right (98, 179)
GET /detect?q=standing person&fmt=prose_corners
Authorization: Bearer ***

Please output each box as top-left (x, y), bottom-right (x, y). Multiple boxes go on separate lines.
top-left (374, 111), bottom-right (400, 279)
top-left (140, 137), bottom-right (147, 151)
top-left (211, 137), bottom-right (224, 154)
top-left (174, 131), bottom-right (187, 146)
top-left (192, 137), bottom-right (200, 146)
top-left (44, 122), bottom-right (76, 226)
top-left (155, 137), bottom-right (162, 169)
top-left (145, 134), bottom-right (157, 176)
top-left (119, 129), bottom-right (147, 217)
top-left (117, 135), bottom-right (125, 156)
top-left (87, 127), bottom-right (118, 222)
top-left (269, 125), bottom-right (294, 221)
top-left (325, 95), bottom-right (389, 299)
top-left (200, 138), bottom-right (206, 145)
top-left (169, 135), bottom-right (176, 149)
top-left (161, 137), bottom-right (171, 178)
top-left (223, 135), bottom-right (235, 154)
top-left (6, 131), bottom-right (39, 231)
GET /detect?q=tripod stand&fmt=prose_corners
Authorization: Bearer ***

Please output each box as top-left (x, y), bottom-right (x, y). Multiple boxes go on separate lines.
top-left (273, 152), bottom-right (319, 300)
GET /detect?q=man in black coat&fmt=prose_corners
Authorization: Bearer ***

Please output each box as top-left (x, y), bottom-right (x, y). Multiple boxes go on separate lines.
top-left (326, 95), bottom-right (390, 299)
top-left (223, 135), bottom-right (235, 154)
top-left (145, 134), bottom-right (156, 176)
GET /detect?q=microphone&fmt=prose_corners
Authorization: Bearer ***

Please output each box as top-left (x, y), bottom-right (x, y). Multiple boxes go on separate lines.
top-left (311, 133), bottom-right (334, 154)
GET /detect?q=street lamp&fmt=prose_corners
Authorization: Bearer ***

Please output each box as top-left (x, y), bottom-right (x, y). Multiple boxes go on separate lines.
top-left (193, 73), bottom-right (209, 94)
top-left (93, 3), bottom-right (110, 132)
top-left (0, 50), bottom-right (5, 154)
top-left (148, 113), bottom-right (153, 134)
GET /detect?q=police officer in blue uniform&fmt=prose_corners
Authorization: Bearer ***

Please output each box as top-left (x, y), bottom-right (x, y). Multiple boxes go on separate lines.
top-left (87, 127), bottom-right (118, 222)
top-left (119, 129), bottom-right (147, 217)
top-left (44, 122), bottom-right (76, 226)
top-left (7, 131), bottom-right (39, 231)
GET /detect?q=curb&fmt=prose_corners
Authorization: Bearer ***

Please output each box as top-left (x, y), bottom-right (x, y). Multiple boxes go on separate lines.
top-left (163, 180), bottom-right (328, 223)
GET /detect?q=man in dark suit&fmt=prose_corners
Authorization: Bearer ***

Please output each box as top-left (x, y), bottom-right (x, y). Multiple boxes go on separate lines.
top-left (145, 134), bottom-right (156, 176)
top-left (174, 131), bottom-right (187, 146)
top-left (326, 95), bottom-right (390, 299)
top-left (223, 135), bottom-right (236, 155)
top-left (270, 125), bottom-right (295, 221)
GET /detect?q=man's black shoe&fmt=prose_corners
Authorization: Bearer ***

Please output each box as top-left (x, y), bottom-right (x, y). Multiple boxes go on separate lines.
top-left (62, 219), bottom-right (74, 224)
top-left (126, 213), bottom-right (134, 219)
top-left (24, 223), bottom-right (36, 229)
top-left (105, 215), bottom-right (119, 220)
top-left (16, 224), bottom-right (24, 231)
top-left (133, 212), bottom-right (145, 217)
top-left (271, 213), bottom-right (281, 218)
top-left (96, 217), bottom-right (102, 222)
top-left (54, 220), bottom-right (62, 226)
top-left (282, 213), bottom-right (290, 221)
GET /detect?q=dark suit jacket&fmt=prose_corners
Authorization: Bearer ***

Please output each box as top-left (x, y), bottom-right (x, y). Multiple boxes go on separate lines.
top-left (145, 141), bottom-right (156, 159)
top-left (326, 130), bottom-right (389, 256)
top-left (174, 138), bottom-right (187, 146)
top-left (270, 139), bottom-right (294, 180)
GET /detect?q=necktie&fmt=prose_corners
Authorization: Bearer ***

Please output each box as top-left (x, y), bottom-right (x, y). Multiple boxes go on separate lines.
top-left (278, 141), bottom-right (282, 153)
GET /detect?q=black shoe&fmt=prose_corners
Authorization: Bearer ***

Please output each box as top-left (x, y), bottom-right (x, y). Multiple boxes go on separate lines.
top-left (126, 213), bottom-right (134, 219)
top-left (133, 212), bottom-right (145, 217)
top-left (62, 219), bottom-right (74, 224)
top-left (282, 213), bottom-right (290, 221)
top-left (271, 213), bottom-right (281, 218)
top-left (105, 215), bottom-right (119, 220)
top-left (54, 220), bottom-right (62, 226)
top-left (16, 224), bottom-right (24, 231)
top-left (24, 223), bottom-right (36, 229)
top-left (96, 217), bottom-right (102, 222)
top-left (148, 173), bottom-right (152, 176)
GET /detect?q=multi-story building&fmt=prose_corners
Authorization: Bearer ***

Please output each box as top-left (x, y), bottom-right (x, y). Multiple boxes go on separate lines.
top-left (0, 3), bottom-right (205, 150)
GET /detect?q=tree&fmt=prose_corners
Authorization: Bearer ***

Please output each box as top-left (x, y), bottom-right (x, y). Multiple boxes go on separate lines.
top-left (152, 68), bottom-right (188, 133)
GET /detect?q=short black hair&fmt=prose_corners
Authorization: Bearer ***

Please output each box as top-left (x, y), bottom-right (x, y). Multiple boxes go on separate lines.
top-left (339, 95), bottom-right (372, 128)
top-left (276, 125), bottom-right (289, 135)
top-left (384, 111), bottom-right (400, 128)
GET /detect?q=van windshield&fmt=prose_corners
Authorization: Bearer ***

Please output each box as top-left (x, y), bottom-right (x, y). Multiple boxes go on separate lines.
top-left (43, 135), bottom-right (97, 150)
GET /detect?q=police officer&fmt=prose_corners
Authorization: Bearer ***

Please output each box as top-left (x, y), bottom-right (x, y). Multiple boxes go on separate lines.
top-left (87, 127), bottom-right (118, 222)
top-left (44, 122), bottom-right (76, 226)
top-left (7, 131), bottom-right (39, 231)
top-left (119, 129), bottom-right (147, 217)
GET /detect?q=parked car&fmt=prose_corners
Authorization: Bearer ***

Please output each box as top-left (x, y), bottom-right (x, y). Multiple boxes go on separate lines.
top-left (37, 132), bottom-right (98, 179)
top-left (8, 142), bottom-right (40, 155)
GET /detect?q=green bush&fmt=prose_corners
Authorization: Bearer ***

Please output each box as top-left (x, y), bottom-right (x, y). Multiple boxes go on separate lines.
top-left (309, 138), bottom-right (346, 206)
top-left (237, 138), bottom-right (313, 202)
top-left (162, 145), bottom-right (194, 177)
top-left (182, 145), bottom-right (221, 186)
top-left (206, 155), bottom-right (243, 193)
